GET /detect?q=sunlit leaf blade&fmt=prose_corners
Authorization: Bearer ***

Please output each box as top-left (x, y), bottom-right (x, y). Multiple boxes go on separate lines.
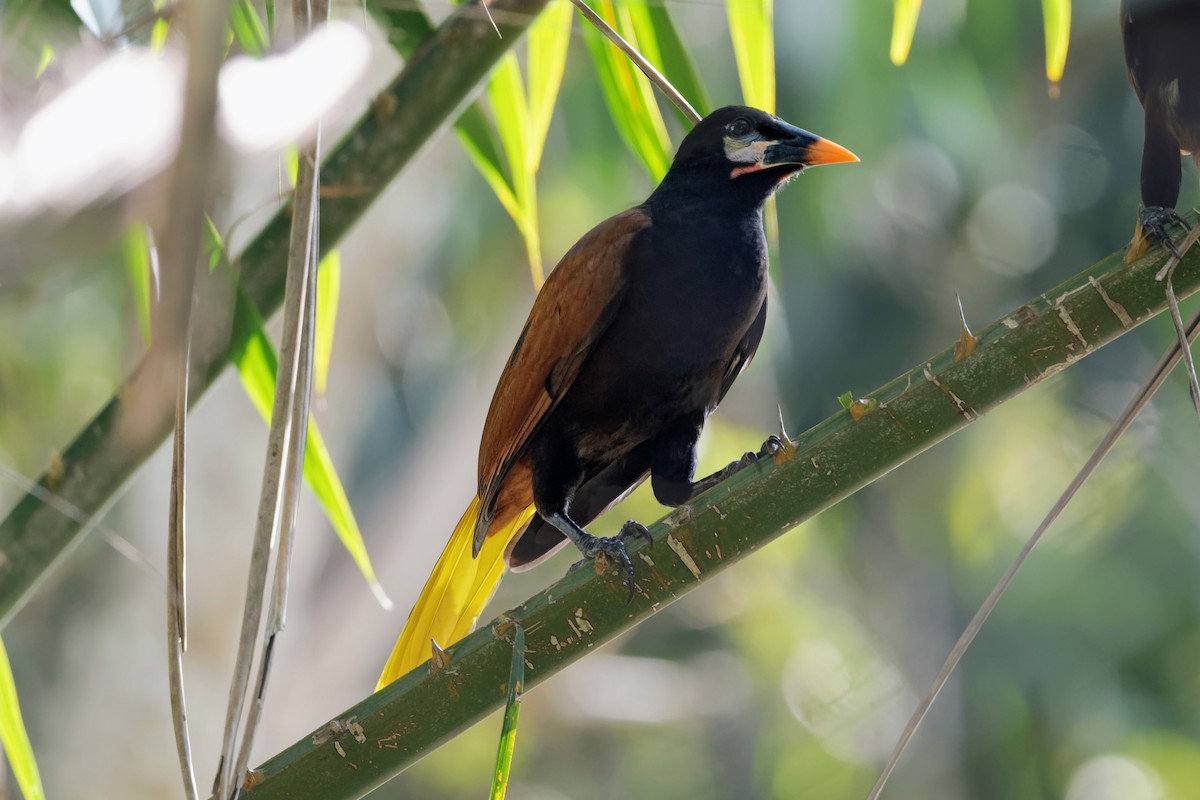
top-left (229, 285), bottom-right (392, 609)
top-left (314, 250), bottom-right (340, 396)
top-left (35, 44), bottom-right (54, 77)
top-left (203, 216), bottom-right (223, 271)
top-left (284, 143), bottom-right (299, 189)
top-left (455, 114), bottom-right (521, 220)
top-left (122, 222), bottom-right (155, 348)
top-left (890, 0), bottom-right (922, 66)
top-left (624, 0), bottom-right (711, 120)
top-left (229, 0), bottom-right (268, 57)
top-left (488, 53), bottom-right (544, 286)
top-left (525, 0), bottom-right (572, 171)
top-left (1042, 0), bottom-right (1071, 88)
top-left (150, 17), bottom-right (170, 51)
top-left (726, 0), bottom-right (774, 113)
top-left (0, 637), bottom-right (45, 800)
top-left (488, 54), bottom-right (532, 203)
top-left (489, 623), bottom-right (525, 800)
top-left (582, 1), bottom-right (672, 181)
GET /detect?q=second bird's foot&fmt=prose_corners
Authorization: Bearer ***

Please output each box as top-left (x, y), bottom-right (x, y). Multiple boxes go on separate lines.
top-left (1142, 206), bottom-right (1190, 260)
top-left (567, 530), bottom-right (639, 602)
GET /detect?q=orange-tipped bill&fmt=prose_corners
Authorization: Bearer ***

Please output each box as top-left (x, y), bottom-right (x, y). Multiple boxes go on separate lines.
top-left (732, 124), bottom-right (858, 179)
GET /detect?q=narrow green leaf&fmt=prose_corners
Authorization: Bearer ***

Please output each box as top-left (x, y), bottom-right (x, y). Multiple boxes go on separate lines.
top-left (229, 0), bottom-right (269, 57)
top-left (624, 0), bottom-right (711, 120)
top-left (890, 0), bottom-right (922, 66)
top-left (264, 0), bottom-right (275, 39)
top-left (150, 17), bottom-right (170, 51)
top-left (1042, 0), bottom-right (1071, 90)
top-left (488, 53), bottom-right (544, 285)
top-left (525, 0), bottom-right (573, 171)
top-left (0, 637), bottom-right (45, 800)
top-left (314, 250), bottom-right (340, 397)
top-left (35, 44), bottom-right (54, 77)
top-left (726, 0), bottom-right (774, 113)
top-left (229, 285), bottom-right (392, 609)
top-left (489, 622), bottom-right (525, 800)
top-left (204, 216), bottom-right (223, 271)
top-left (454, 118), bottom-right (521, 220)
top-left (284, 143), bottom-right (299, 189)
top-left (122, 221), bottom-right (155, 348)
top-left (582, 0), bottom-right (672, 181)
top-left (488, 54), bottom-right (532, 198)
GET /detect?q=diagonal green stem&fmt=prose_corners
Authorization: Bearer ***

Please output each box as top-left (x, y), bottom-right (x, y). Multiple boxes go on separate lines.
top-left (0, 0), bottom-right (552, 632)
top-left (238, 239), bottom-right (1200, 800)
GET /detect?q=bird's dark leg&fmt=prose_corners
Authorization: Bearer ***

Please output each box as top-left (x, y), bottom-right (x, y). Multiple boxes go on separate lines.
top-left (686, 435), bottom-right (785, 499)
top-left (651, 416), bottom-right (783, 506)
top-left (1137, 112), bottom-right (1188, 259)
top-left (531, 433), bottom-right (644, 601)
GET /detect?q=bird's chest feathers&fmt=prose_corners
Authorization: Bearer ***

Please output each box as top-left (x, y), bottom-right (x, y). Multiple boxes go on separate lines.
top-left (624, 215), bottom-right (767, 353)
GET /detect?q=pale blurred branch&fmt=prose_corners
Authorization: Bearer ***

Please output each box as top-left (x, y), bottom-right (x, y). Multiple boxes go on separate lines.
top-left (238, 234), bottom-right (1200, 799)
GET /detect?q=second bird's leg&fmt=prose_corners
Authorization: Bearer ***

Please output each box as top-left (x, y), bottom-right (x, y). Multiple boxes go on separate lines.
top-left (688, 435), bottom-right (785, 498)
top-left (1141, 205), bottom-right (1190, 260)
top-left (651, 416), bottom-right (784, 505)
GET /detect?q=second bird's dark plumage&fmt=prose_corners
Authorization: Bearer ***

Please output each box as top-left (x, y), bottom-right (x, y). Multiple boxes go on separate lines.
top-left (379, 105), bottom-right (857, 686)
top-left (1122, 0), bottom-right (1200, 258)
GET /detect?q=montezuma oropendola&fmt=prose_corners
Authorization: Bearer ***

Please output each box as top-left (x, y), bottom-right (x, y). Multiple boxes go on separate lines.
top-left (378, 106), bottom-right (858, 688)
top-left (1122, 0), bottom-right (1200, 261)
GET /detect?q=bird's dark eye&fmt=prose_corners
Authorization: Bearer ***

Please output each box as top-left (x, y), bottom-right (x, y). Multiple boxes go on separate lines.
top-left (727, 118), bottom-right (753, 138)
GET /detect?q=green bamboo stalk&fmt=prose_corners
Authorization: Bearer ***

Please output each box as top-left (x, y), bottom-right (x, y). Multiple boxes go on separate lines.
top-left (238, 240), bottom-right (1200, 800)
top-left (0, 0), bottom-right (552, 631)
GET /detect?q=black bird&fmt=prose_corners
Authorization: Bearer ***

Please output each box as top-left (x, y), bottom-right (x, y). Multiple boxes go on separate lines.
top-left (378, 106), bottom-right (857, 687)
top-left (1122, 0), bottom-right (1200, 261)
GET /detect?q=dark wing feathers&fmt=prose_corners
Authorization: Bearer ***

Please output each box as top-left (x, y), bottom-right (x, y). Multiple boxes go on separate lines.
top-left (475, 208), bottom-right (652, 542)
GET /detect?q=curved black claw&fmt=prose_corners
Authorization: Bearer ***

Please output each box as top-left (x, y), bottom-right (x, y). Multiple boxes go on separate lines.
top-left (567, 531), bottom-right (638, 602)
top-left (758, 434), bottom-right (785, 458)
top-left (1142, 206), bottom-right (1190, 260)
top-left (619, 520), bottom-right (652, 546)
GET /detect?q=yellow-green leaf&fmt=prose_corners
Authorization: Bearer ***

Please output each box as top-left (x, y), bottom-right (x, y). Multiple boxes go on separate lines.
top-left (229, 0), bottom-right (268, 57)
top-left (489, 622), bottom-right (525, 800)
top-left (123, 221), bottom-right (155, 348)
top-left (488, 54), bottom-right (532, 197)
top-left (726, 0), bottom-right (774, 113)
top-left (488, 53), bottom-right (544, 285)
top-left (455, 115), bottom-right (521, 221)
top-left (1042, 0), bottom-right (1071, 90)
top-left (890, 0), bottom-right (922, 66)
top-left (150, 17), bottom-right (170, 51)
top-left (525, 0), bottom-right (572, 171)
top-left (314, 250), bottom-right (340, 396)
top-left (624, 0), bottom-right (711, 121)
top-left (204, 216), bottom-right (223, 271)
top-left (583, 0), bottom-right (672, 181)
top-left (35, 44), bottom-right (54, 77)
top-left (284, 143), bottom-right (299, 190)
top-left (0, 637), bottom-right (45, 800)
top-left (229, 284), bottom-right (391, 609)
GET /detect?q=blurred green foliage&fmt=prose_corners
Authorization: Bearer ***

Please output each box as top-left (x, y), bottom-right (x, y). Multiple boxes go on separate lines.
top-left (2, 1), bottom-right (1200, 799)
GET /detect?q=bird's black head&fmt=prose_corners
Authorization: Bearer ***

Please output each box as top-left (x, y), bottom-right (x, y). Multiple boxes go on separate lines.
top-left (652, 105), bottom-right (857, 211)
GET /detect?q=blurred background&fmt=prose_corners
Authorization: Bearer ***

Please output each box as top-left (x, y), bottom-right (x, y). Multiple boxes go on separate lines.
top-left (3, 0), bottom-right (1200, 798)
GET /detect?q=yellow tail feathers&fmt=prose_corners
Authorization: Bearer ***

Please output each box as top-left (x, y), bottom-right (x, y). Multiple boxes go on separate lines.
top-left (377, 497), bottom-right (536, 689)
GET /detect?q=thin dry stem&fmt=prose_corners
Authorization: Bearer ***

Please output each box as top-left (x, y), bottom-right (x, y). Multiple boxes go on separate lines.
top-left (158, 0), bottom-right (233, 796)
top-left (215, 2), bottom-right (328, 794)
top-left (568, 0), bottom-right (700, 125)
